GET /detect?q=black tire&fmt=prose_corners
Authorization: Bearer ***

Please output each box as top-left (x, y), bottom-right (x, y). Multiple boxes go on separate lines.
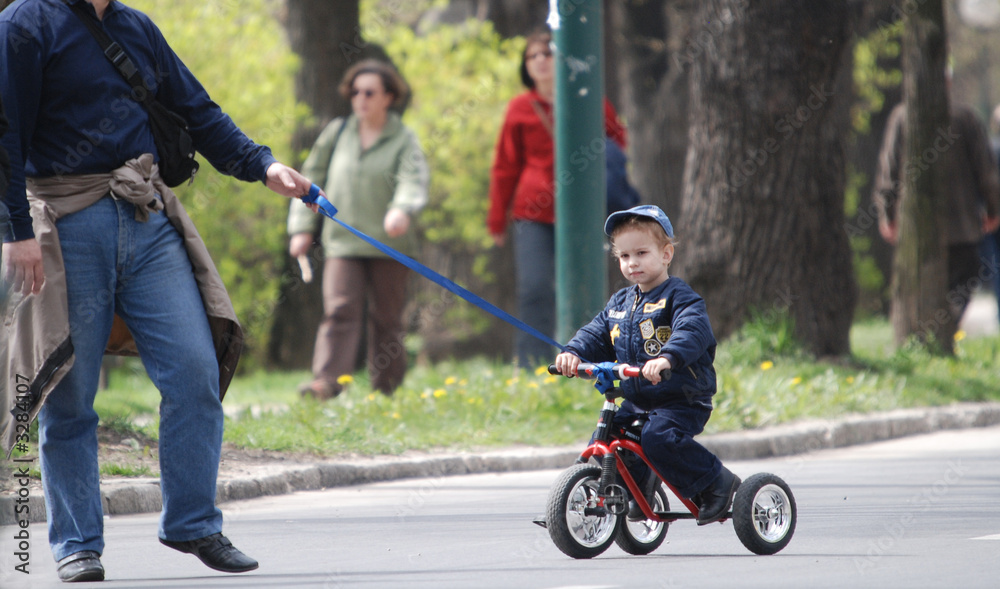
top-left (615, 484), bottom-right (670, 555)
top-left (545, 464), bottom-right (621, 559)
top-left (732, 473), bottom-right (796, 555)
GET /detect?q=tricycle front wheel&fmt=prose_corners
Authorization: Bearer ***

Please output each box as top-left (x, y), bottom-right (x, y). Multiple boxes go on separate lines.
top-left (545, 464), bottom-right (620, 559)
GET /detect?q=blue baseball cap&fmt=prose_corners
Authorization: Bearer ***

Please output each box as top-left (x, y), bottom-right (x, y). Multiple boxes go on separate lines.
top-left (604, 205), bottom-right (674, 239)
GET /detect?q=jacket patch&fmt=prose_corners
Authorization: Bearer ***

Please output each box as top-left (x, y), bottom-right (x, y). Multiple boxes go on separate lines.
top-left (608, 309), bottom-right (626, 320)
top-left (643, 298), bottom-right (666, 313)
top-left (639, 319), bottom-right (655, 340)
top-left (644, 339), bottom-right (662, 356)
top-left (610, 323), bottom-right (621, 345)
top-left (656, 326), bottom-right (672, 343)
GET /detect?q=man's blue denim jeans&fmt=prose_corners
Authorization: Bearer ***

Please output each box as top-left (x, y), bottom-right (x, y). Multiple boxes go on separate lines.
top-left (41, 195), bottom-right (223, 560)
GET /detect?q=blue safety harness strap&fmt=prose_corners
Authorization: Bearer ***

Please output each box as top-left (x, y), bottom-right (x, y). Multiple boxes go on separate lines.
top-left (301, 185), bottom-right (568, 353)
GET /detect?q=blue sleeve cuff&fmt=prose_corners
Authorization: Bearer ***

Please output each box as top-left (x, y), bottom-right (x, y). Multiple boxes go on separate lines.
top-left (3, 217), bottom-right (35, 243)
top-left (258, 153), bottom-right (278, 184)
top-left (663, 351), bottom-right (682, 371)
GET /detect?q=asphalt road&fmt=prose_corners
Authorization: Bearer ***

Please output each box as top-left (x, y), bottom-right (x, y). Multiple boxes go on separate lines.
top-left (3, 426), bottom-right (998, 588)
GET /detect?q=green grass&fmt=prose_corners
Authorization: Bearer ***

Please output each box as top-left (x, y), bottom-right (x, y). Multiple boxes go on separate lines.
top-left (90, 317), bottom-right (1000, 457)
top-left (99, 463), bottom-right (155, 478)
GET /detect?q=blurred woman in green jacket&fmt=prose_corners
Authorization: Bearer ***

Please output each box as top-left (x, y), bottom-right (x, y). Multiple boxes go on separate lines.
top-left (288, 59), bottom-right (429, 399)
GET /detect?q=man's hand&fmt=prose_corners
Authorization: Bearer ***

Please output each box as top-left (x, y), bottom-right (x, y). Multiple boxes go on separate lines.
top-left (554, 352), bottom-right (582, 378)
top-left (2, 238), bottom-right (45, 296)
top-left (265, 162), bottom-right (317, 211)
top-left (642, 357), bottom-right (672, 385)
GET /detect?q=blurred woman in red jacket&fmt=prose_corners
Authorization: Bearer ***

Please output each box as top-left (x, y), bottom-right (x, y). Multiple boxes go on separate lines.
top-left (487, 29), bottom-right (627, 367)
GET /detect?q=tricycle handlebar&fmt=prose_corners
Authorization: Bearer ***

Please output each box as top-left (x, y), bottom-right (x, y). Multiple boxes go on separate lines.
top-left (547, 363), bottom-right (651, 380)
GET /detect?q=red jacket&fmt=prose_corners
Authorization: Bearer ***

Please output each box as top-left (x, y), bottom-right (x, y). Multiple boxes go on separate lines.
top-left (487, 90), bottom-right (627, 235)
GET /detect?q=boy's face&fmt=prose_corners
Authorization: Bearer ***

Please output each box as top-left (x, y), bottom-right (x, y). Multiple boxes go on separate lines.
top-left (614, 227), bottom-right (674, 292)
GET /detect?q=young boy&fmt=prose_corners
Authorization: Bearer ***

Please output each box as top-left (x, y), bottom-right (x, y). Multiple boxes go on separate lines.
top-left (554, 205), bottom-right (739, 525)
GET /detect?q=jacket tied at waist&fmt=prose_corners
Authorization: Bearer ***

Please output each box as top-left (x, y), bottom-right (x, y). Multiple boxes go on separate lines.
top-left (1, 154), bottom-right (243, 454)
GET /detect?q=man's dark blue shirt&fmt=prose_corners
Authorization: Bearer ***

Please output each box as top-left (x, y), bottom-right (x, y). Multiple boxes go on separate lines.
top-left (0, 0), bottom-right (278, 242)
top-left (0, 92), bottom-right (10, 233)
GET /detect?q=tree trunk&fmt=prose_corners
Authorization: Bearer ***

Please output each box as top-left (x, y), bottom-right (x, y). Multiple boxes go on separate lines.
top-left (893, 0), bottom-right (951, 353)
top-left (478, 0), bottom-right (550, 38)
top-left (608, 0), bottom-right (695, 219)
top-left (268, 0), bottom-right (361, 369)
top-left (676, 0), bottom-right (858, 357)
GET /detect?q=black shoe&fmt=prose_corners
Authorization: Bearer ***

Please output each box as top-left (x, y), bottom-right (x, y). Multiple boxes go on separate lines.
top-left (627, 475), bottom-right (660, 521)
top-left (696, 467), bottom-right (741, 525)
top-left (160, 533), bottom-right (258, 573)
top-left (57, 551), bottom-right (105, 583)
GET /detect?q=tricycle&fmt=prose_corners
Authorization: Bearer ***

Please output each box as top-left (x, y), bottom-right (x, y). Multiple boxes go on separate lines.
top-left (536, 362), bottom-right (796, 558)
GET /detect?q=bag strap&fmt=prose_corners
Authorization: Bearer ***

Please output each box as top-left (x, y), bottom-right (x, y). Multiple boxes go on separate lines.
top-left (329, 116), bottom-right (349, 162)
top-left (64, 1), bottom-right (157, 110)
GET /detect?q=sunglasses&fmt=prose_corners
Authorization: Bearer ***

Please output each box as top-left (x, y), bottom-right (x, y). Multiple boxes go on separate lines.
top-left (351, 88), bottom-right (379, 98)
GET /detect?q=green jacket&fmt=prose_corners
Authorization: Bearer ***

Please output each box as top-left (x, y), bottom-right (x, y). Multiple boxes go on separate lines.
top-left (288, 112), bottom-right (429, 257)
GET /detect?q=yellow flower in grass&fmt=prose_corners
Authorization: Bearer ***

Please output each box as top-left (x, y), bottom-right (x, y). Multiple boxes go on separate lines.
top-left (336, 374), bottom-right (354, 385)
top-left (527, 382), bottom-right (539, 389)
top-left (760, 361), bottom-right (774, 371)
top-left (534, 365), bottom-right (549, 376)
top-left (391, 412), bottom-right (401, 419)
top-left (420, 391), bottom-right (430, 399)
top-left (367, 394), bottom-right (376, 402)
top-left (445, 376), bottom-right (458, 386)
top-left (954, 330), bottom-right (966, 342)
top-left (790, 377), bottom-right (802, 386)
top-left (846, 376), bottom-right (855, 384)
top-left (544, 376), bottom-right (558, 384)
top-left (433, 389), bottom-right (447, 398)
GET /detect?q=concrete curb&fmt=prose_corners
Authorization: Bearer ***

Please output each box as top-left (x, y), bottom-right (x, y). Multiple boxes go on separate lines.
top-left (4, 402), bottom-right (1000, 527)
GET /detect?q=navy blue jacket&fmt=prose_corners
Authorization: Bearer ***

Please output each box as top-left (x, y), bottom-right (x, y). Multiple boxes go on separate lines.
top-left (0, 0), bottom-right (277, 242)
top-left (565, 276), bottom-right (717, 410)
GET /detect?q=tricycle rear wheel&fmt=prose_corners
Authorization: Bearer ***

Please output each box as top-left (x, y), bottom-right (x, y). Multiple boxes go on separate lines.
top-left (732, 472), bottom-right (796, 555)
top-left (615, 483), bottom-right (669, 555)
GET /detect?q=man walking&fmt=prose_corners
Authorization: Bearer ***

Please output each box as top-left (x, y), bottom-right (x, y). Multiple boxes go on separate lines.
top-left (1, 0), bottom-right (316, 582)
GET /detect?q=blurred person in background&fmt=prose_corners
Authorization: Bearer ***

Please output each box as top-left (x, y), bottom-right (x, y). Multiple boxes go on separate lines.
top-left (487, 29), bottom-right (627, 368)
top-left (288, 59), bottom-right (429, 400)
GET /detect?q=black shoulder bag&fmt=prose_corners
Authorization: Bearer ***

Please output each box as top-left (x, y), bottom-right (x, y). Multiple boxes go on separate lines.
top-left (66, 2), bottom-right (199, 187)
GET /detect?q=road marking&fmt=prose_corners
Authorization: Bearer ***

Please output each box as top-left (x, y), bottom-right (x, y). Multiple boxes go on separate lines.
top-left (971, 534), bottom-right (1000, 540)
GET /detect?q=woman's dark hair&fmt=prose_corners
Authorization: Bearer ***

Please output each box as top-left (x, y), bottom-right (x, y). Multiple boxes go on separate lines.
top-left (339, 59), bottom-right (410, 108)
top-left (519, 30), bottom-right (552, 89)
